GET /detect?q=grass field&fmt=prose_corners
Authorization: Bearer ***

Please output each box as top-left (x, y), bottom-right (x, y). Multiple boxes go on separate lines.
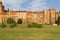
top-left (0, 25), bottom-right (60, 40)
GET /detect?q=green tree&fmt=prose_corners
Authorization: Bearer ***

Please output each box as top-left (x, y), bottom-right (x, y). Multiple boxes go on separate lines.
top-left (17, 19), bottom-right (22, 24)
top-left (7, 18), bottom-right (16, 24)
top-left (7, 18), bottom-right (16, 28)
top-left (55, 16), bottom-right (60, 25)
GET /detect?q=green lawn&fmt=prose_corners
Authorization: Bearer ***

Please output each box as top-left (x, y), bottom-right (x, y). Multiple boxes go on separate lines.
top-left (0, 25), bottom-right (60, 40)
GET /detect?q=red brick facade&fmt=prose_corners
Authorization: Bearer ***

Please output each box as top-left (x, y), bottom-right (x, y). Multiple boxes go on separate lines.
top-left (0, 2), bottom-right (59, 24)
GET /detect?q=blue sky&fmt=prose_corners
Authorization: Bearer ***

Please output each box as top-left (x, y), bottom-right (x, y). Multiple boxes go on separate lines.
top-left (1, 0), bottom-right (60, 11)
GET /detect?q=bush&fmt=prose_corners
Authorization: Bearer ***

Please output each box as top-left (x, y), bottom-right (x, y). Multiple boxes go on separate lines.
top-left (28, 23), bottom-right (42, 28)
top-left (0, 22), bottom-right (7, 28)
top-left (55, 16), bottom-right (60, 25)
top-left (17, 19), bottom-right (22, 24)
top-left (10, 23), bottom-right (16, 28)
top-left (7, 18), bottom-right (16, 24)
top-left (7, 18), bottom-right (16, 28)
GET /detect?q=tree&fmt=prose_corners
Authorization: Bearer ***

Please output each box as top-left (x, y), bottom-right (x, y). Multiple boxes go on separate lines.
top-left (7, 18), bottom-right (16, 28)
top-left (7, 18), bottom-right (16, 24)
top-left (55, 16), bottom-right (60, 25)
top-left (17, 19), bottom-right (22, 24)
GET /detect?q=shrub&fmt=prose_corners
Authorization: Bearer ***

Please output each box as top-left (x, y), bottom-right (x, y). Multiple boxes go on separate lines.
top-left (7, 18), bottom-right (16, 24)
top-left (10, 23), bottom-right (16, 28)
top-left (28, 24), bottom-right (32, 28)
top-left (28, 23), bottom-right (42, 28)
top-left (17, 19), bottom-right (22, 24)
top-left (7, 18), bottom-right (16, 28)
top-left (55, 16), bottom-right (60, 25)
top-left (32, 22), bottom-right (37, 24)
top-left (0, 22), bottom-right (7, 28)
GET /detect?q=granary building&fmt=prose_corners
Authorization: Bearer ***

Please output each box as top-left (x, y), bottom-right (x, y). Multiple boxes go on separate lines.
top-left (0, 1), bottom-right (59, 24)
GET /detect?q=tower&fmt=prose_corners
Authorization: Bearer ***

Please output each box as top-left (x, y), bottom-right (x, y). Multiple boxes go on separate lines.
top-left (0, 1), bottom-right (4, 12)
top-left (44, 10), bottom-right (50, 24)
top-left (49, 8), bottom-right (56, 24)
top-left (0, 1), bottom-right (4, 23)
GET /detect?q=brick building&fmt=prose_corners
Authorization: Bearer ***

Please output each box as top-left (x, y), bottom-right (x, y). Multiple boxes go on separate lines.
top-left (0, 1), bottom-right (59, 24)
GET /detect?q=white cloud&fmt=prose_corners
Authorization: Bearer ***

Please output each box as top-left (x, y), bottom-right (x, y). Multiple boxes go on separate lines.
top-left (28, 0), bottom-right (48, 11)
top-left (2, 0), bottom-right (48, 11)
